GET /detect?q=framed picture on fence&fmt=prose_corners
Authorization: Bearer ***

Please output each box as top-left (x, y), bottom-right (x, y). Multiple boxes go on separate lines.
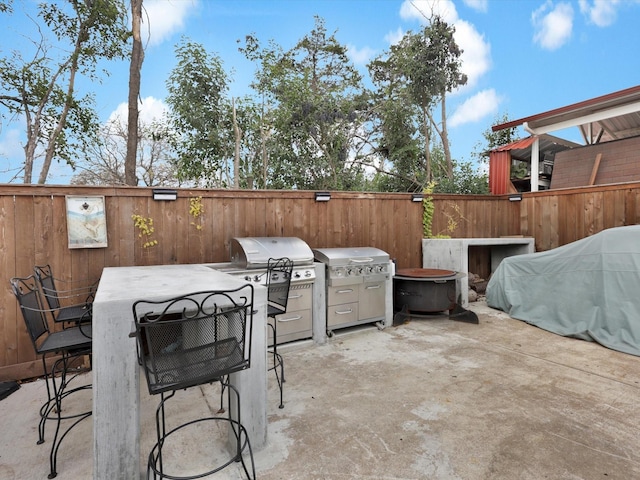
top-left (65, 195), bottom-right (108, 249)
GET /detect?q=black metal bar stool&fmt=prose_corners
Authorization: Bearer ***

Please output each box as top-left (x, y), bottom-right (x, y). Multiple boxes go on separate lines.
top-left (34, 264), bottom-right (95, 326)
top-left (266, 257), bottom-right (293, 409)
top-left (10, 275), bottom-right (92, 479)
top-left (132, 285), bottom-right (256, 480)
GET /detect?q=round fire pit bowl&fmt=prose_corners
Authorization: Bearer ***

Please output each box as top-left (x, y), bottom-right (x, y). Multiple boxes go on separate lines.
top-left (393, 268), bottom-right (465, 320)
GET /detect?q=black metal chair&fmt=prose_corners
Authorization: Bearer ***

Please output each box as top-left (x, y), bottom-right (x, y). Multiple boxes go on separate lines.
top-left (132, 285), bottom-right (256, 480)
top-left (34, 265), bottom-right (94, 326)
top-left (266, 257), bottom-right (293, 409)
top-left (10, 275), bottom-right (92, 479)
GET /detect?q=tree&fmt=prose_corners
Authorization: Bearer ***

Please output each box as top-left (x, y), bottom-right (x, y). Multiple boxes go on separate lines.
top-left (0, 0), bottom-right (130, 184)
top-left (70, 115), bottom-right (178, 186)
top-left (368, 16), bottom-right (466, 184)
top-left (240, 16), bottom-right (370, 190)
top-left (126, 0), bottom-right (144, 186)
top-left (165, 38), bottom-right (231, 187)
top-left (472, 112), bottom-right (519, 163)
top-left (433, 160), bottom-right (489, 194)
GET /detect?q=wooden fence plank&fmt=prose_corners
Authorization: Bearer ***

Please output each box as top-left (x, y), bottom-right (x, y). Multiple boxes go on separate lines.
top-left (0, 195), bottom-right (18, 369)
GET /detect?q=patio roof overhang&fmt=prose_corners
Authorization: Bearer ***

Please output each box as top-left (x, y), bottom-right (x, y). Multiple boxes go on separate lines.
top-left (493, 84), bottom-right (640, 144)
top-left (490, 85), bottom-right (640, 192)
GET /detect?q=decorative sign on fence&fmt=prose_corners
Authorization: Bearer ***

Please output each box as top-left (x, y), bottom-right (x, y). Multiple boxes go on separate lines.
top-left (65, 195), bottom-right (108, 249)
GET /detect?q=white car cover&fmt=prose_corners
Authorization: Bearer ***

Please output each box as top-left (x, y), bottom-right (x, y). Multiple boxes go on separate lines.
top-left (486, 225), bottom-right (640, 356)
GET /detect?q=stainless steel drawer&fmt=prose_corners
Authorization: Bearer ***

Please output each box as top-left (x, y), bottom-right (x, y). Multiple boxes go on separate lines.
top-left (327, 302), bottom-right (359, 327)
top-left (327, 285), bottom-right (358, 305)
top-left (286, 284), bottom-right (312, 311)
top-left (269, 308), bottom-right (312, 340)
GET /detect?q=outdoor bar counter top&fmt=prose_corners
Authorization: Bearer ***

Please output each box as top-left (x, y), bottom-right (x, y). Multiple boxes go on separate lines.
top-left (92, 264), bottom-right (267, 479)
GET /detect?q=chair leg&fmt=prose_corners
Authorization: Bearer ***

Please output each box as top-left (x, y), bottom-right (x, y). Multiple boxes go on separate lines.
top-left (38, 353), bottom-right (76, 446)
top-left (223, 379), bottom-right (257, 479)
top-left (268, 318), bottom-right (285, 409)
top-left (46, 355), bottom-right (92, 479)
top-left (147, 385), bottom-right (255, 480)
top-left (218, 375), bottom-right (227, 413)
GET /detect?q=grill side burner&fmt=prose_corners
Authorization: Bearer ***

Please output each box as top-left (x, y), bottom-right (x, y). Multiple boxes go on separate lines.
top-left (313, 247), bottom-right (391, 336)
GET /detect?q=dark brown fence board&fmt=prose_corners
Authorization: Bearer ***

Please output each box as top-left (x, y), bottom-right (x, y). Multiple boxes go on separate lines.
top-left (13, 196), bottom-right (35, 365)
top-left (0, 195), bottom-right (17, 368)
top-left (624, 188), bottom-right (638, 227)
top-left (603, 189), bottom-right (626, 229)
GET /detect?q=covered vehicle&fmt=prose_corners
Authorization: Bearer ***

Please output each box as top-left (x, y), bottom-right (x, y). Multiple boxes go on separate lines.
top-left (486, 225), bottom-right (640, 356)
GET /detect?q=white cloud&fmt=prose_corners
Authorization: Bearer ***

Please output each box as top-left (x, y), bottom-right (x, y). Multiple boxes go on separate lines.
top-left (347, 44), bottom-right (377, 65)
top-left (143, 0), bottom-right (199, 47)
top-left (463, 0), bottom-right (488, 13)
top-left (453, 20), bottom-right (491, 91)
top-left (384, 27), bottom-right (405, 46)
top-left (578, 0), bottom-right (620, 27)
top-left (449, 89), bottom-right (501, 127)
top-left (532, 1), bottom-right (574, 50)
top-left (108, 96), bottom-right (169, 125)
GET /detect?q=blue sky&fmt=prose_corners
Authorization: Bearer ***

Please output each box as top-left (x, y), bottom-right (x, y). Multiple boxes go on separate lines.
top-left (2, 0), bottom-right (640, 184)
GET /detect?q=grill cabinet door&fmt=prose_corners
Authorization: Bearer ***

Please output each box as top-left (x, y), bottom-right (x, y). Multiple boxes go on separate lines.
top-left (358, 281), bottom-right (386, 321)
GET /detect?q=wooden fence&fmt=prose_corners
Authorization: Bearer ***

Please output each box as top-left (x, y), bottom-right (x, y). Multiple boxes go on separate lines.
top-left (2, 181), bottom-right (640, 380)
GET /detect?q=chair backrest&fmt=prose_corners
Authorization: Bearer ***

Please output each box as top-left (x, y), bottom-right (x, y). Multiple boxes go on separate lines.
top-left (266, 257), bottom-right (293, 316)
top-left (132, 284), bottom-right (254, 396)
top-left (34, 265), bottom-right (61, 311)
top-left (10, 276), bottom-right (50, 349)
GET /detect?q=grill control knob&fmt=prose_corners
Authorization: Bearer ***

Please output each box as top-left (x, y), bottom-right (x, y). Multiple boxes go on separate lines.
top-left (244, 275), bottom-right (252, 281)
top-left (254, 275), bottom-right (261, 282)
top-left (294, 272), bottom-right (301, 278)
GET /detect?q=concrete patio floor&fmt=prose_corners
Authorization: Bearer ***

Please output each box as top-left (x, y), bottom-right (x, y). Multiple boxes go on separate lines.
top-left (1, 299), bottom-right (640, 479)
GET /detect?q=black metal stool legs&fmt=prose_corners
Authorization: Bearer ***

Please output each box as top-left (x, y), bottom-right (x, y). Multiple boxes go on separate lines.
top-left (268, 320), bottom-right (285, 409)
top-left (147, 380), bottom-right (255, 480)
top-left (43, 353), bottom-right (92, 479)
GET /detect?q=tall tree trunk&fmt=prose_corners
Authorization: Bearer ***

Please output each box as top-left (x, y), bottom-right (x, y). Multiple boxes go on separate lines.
top-left (126, 0), bottom-right (144, 186)
top-left (232, 97), bottom-right (241, 189)
top-left (422, 105), bottom-right (431, 182)
top-left (440, 92), bottom-right (453, 178)
top-left (38, 46), bottom-right (81, 183)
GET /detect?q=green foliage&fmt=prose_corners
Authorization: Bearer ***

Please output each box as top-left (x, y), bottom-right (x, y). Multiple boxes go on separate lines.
top-left (240, 16), bottom-right (369, 190)
top-left (166, 37), bottom-right (230, 187)
top-left (367, 16), bottom-right (466, 187)
top-left (433, 161), bottom-right (489, 194)
top-left (0, 0), bottom-right (130, 183)
top-left (471, 112), bottom-right (519, 163)
top-left (422, 182), bottom-right (436, 238)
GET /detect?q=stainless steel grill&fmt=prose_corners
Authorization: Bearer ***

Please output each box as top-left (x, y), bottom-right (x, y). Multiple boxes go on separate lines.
top-left (226, 237), bottom-right (316, 344)
top-left (228, 237), bottom-right (316, 285)
top-left (313, 247), bottom-right (390, 335)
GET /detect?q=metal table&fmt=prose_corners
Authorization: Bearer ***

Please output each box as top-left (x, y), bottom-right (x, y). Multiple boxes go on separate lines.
top-left (92, 264), bottom-right (267, 479)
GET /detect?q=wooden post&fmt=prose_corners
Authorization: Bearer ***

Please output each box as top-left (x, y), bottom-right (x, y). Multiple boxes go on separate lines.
top-left (589, 153), bottom-right (602, 186)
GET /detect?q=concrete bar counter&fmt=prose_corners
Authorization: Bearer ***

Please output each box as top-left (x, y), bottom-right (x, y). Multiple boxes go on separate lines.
top-left (92, 264), bottom-right (267, 479)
